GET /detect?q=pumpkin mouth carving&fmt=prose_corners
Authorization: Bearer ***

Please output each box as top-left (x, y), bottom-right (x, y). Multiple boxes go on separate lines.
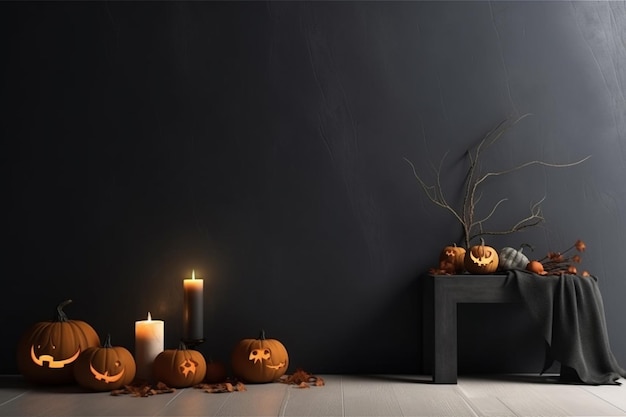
top-left (89, 363), bottom-right (125, 383)
top-left (266, 362), bottom-right (285, 370)
top-left (469, 251), bottom-right (496, 267)
top-left (30, 345), bottom-right (80, 368)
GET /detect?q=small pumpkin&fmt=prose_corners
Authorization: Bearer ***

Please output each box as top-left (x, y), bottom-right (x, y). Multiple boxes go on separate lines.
top-left (464, 239), bottom-right (499, 274)
top-left (153, 341), bottom-right (207, 387)
top-left (73, 334), bottom-right (136, 391)
top-left (231, 330), bottom-right (289, 383)
top-left (204, 357), bottom-right (228, 383)
top-left (16, 299), bottom-right (100, 385)
top-left (526, 260), bottom-right (547, 275)
top-left (498, 244), bottom-right (532, 271)
top-left (439, 244), bottom-right (466, 274)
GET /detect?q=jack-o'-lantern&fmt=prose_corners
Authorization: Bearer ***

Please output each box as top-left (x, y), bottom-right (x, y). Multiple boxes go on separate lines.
top-left (464, 239), bottom-right (499, 274)
top-left (153, 341), bottom-right (207, 388)
top-left (16, 299), bottom-right (100, 385)
top-left (231, 330), bottom-right (289, 383)
top-left (439, 244), bottom-right (466, 274)
top-left (73, 334), bottom-right (136, 391)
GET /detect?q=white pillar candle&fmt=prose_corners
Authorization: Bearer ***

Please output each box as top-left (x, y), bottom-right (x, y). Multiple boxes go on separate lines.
top-left (134, 312), bottom-right (164, 381)
top-left (183, 270), bottom-right (204, 341)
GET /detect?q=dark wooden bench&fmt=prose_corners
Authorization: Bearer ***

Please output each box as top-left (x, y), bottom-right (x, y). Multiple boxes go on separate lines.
top-left (422, 273), bottom-right (521, 383)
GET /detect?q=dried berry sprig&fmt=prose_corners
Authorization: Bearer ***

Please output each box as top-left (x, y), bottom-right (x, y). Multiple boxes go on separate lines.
top-left (536, 239), bottom-right (590, 276)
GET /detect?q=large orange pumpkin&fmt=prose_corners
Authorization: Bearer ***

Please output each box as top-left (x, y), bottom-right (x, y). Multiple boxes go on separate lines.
top-left (73, 334), bottom-right (136, 391)
top-left (153, 341), bottom-right (207, 388)
top-left (464, 239), bottom-right (499, 274)
top-left (16, 300), bottom-right (100, 385)
top-left (231, 330), bottom-right (289, 383)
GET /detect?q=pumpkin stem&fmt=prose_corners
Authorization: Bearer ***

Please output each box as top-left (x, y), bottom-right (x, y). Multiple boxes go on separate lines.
top-left (103, 333), bottom-right (113, 348)
top-left (520, 243), bottom-right (534, 252)
top-left (178, 340), bottom-right (189, 350)
top-left (259, 329), bottom-right (266, 340)
top-left (54, 299), bottom-right (73, 322)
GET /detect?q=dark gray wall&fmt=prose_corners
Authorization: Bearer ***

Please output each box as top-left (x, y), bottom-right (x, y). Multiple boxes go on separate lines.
top-left (2, 1), bottom-right (625, 376)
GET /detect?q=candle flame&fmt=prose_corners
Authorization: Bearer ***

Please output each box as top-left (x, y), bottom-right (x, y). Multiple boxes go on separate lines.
top-left (192, 270), bottom-right (195, 280)
top-left (147, 312), bottom-right (151, 321)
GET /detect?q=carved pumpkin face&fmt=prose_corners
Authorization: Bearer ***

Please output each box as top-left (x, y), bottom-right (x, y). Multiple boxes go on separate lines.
top-left (153, 342), bottom-right (207, 388)
top-left (439, 244), bottom-right (466, 274)
top-left (73, 334), bottom-right (136, 391)
top-left (464, 240), bottom-right (499, 274)
top-left (231, 330), bottom-right (289, 383)
top-left (17, 300), bottom-right (100, 385)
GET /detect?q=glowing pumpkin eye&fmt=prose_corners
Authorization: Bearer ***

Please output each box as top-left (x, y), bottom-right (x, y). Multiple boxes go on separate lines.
top-left (115, 361), bottom-right (121, 367)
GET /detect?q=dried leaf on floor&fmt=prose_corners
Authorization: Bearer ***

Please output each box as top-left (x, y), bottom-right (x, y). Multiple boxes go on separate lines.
top-left (195, 381), bottom-right (246, 393)
top-left (279, 368), bottom-right (325, 388)
top-left (110, 381), bottom-right (175, 397)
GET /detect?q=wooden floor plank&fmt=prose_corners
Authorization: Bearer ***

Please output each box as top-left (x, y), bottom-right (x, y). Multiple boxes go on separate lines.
top-left (0, 376), bottom-right (29, 407)
top-left (498, 393), bottom-right (570, 417)
top-left (1, 375), bottom-right (626, 416)
top-left (462, 397), bottom-right (516, 417)
top-left (0, 387), bottom-right (183, 416)
top-left (392, 382), bottom-right (477, 417)
top-left (540, 386), bottom-right (626, 417)
top-left (458, 375), bottom-right (555, 417)
top-left (156, 387), bottom-right (235, 416)
top-left (341, 375), bottom-right (404, 416)
top-left (457, 374), bottom-right (558, 398)
top-left (279, 375), bottom-right (344, 417)
top-left (0, 388), bottom-right (28, 408)
top-left (582, 380), bottom-right (626, 414)
top-left (207, 381), bottom-right (289, 416)
top-left (458, 375), bottom-right (626, 417)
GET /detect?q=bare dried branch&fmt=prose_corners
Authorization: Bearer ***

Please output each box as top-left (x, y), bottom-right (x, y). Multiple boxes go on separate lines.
top-left (404, 114), bottom-right (589, 248)
top-left (475, 156), bottom-right (592, 188)
top-left (470, 197), bottom-right (546, 242)
top-left (403, 157), bottom-right (466, 227)
top-left (471, 198), bottom-right (508, 230)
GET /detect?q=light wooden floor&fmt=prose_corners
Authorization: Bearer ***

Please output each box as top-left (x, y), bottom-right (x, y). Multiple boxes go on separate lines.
top-left (1, 374), bottom-right (625, 417)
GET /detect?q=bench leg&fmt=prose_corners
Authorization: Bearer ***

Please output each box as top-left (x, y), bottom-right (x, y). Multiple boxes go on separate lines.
top-left (433, 283), bottom-right (457, 384)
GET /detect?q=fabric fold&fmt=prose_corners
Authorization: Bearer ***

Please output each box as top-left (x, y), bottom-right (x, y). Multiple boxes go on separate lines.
top-left (507, 269), bottom-right (626, 385)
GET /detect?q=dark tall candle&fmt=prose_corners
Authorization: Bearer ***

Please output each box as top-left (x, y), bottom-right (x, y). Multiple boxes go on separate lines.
top-left (183, 270), bottom-right (204, 341)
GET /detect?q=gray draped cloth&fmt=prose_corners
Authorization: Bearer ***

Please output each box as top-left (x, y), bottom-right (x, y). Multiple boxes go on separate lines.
top-left (507, 269), bottom-right (626, 385)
